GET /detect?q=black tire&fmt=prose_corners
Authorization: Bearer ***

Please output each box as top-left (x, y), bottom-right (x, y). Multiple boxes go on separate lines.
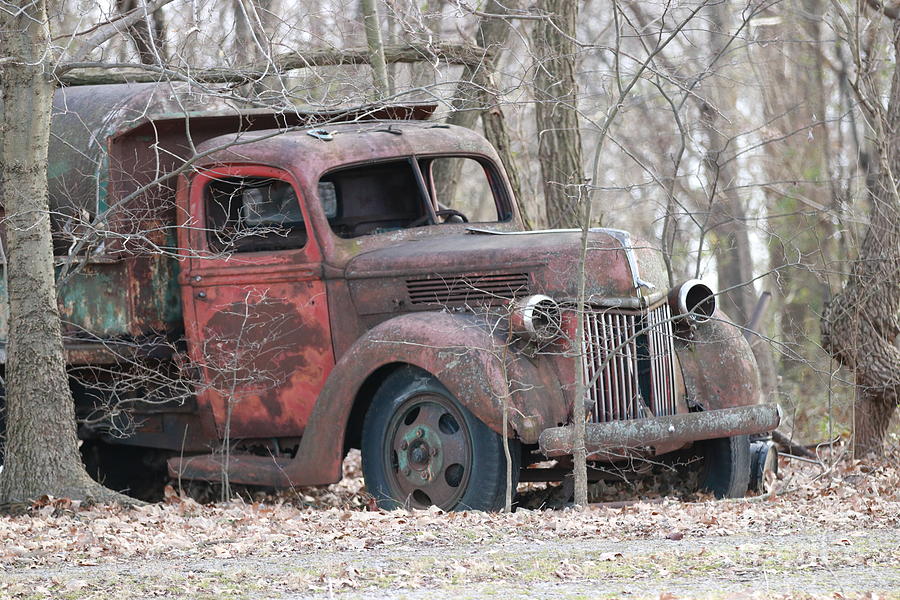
top-left (361, 366), bottom-right (520, 511)
top-left (748, 440), bottom-right (778, 493)
top-left (697, 435), bottom-right (751, 499)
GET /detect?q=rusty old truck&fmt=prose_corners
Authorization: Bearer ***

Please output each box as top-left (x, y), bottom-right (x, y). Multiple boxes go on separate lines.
top-left (0, 83), bottom-right (780, 509)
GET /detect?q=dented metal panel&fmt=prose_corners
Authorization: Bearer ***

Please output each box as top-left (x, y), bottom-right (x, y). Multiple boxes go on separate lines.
top-left (47, 83), bottom-right (436, 224)
top-left (180, 165), bottom-right (335, 439)
top-left (171, 310), bottom-right (570, 487)
top-left (676, 313), bottom-right (762, 412)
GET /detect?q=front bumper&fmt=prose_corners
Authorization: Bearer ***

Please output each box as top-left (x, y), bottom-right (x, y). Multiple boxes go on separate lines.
top-left (538, 404), bottom-right (781, 459)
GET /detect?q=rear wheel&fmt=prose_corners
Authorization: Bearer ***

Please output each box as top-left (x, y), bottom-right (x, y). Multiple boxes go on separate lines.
top-left (361, 367), bottom-right (519, 511)
top-left (748, 439), bottom-right (778, 493)
top-left (696, 435), bottom-right (751, 499)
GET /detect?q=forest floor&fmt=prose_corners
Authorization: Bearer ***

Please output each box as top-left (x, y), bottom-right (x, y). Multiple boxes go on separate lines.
top-left (0, 447), bottom-right (898, 600)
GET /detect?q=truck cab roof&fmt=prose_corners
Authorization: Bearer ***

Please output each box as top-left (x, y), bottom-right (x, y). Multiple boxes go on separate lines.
top-left (195, 120), bottom-right (503, 183)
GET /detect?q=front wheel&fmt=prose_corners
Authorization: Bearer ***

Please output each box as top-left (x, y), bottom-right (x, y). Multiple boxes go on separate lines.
top-left (361, 367), bottom-right (519, 511)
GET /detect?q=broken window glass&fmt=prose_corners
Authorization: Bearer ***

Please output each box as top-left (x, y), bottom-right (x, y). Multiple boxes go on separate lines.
top-left (205, 177), bottom-right (307, 252)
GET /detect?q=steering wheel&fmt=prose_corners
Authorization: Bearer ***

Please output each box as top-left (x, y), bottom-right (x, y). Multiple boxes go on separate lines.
top-left (435, 209), bottom-right (469, 223)
top-left (409, 209), bottom-right (469, 227)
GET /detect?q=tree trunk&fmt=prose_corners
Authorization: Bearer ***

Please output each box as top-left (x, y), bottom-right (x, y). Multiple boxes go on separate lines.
top-left (481, 98), bottom-right (526, 225)
top-left (406, 0), bottom-right (448, 98)
top-left (433, 0), bottom-right (523, 206)
top-left (821, 26), bottom-right (900, 457)
top-left (531, 0), bottom-right (589, 505)
top-left (0, 0), bottom-right (117, 503)
top-left (699, 4), bottom-right (779, 399)
top-left (533, 0), bottom-right (584, 229)
top-left (116, 0), bottom-right (166, 65)
top-left (361, 0), bottom-right (390, 97)
top-left (757, 0), bottom-right (838, 409)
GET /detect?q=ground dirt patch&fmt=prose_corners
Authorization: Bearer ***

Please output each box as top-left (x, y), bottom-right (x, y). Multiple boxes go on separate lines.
top-left (0, 452), bottom-right (898, 599)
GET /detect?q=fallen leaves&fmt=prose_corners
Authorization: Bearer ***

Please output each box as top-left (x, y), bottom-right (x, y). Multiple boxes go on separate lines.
top-left (0, 452), bottom-right (896, 574)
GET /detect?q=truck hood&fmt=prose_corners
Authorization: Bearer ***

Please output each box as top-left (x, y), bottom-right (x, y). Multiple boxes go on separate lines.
top-left (344, 228), bottom-right (670, 306)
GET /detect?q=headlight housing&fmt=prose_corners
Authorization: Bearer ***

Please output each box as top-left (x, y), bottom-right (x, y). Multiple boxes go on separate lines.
top-left (669, 279), bottom-right (717, 322)
top-left (509, 294), bottom-right (562, 341)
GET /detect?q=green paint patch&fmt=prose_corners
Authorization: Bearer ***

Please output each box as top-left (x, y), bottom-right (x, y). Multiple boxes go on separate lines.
top-left (47, 160), bottom-right (71, 180)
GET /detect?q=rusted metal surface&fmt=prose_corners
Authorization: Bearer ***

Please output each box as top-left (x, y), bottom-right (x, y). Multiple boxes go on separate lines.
top-left (110, 412), bottom-right (217, 452)
top-left (61, 340), bottom-right (172, 365)
top-left (0, 83), bottom-right (436, 346)
top-left (323, 311), bottom-right (568, 442)
top-left (676, 312), bottom-right (762, 411)
top-left (164, 116), bottom-right (767, 487)
top-left (23, 82), bottom-right (776, 495)
top-left (383, 392), bottom-right (472, 508)
top-left (169, 453), bottom-right (293, 487)
top-left (172, 310), bottom-right (569, 487)
top-left (341, 230), bottom-right (664, 306)
top-left (580, 303), bottom-right (681, 423)
top-left (538, 404), bottom-right (781, 459)
top-left (179, 165), bottom-right (335, 440)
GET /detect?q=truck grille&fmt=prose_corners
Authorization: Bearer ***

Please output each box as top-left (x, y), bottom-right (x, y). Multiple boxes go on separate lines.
top-left (406, 273), bottom-right (529, 305)
top-left (581, 303), bottom-right (677, 423)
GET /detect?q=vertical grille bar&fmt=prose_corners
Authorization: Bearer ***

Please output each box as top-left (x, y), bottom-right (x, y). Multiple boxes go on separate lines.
top-left (580, 310), bottom-right (593, 419)
top-left (655, 307), bottom-right (666, 413)
top-left (606, 313), bottom-right (618, 420)
top-left (583, 303), bottom-right (678, 423)
top-left (621, 314), bottom-right (633, 420)
top-left (658, 304), bottom-right (669, 415)
top-left (612, 314), bottom-right (622, 420)
top-left (624, 315), bottom-right (634, 419)
top-left (649, 311), bottom-right (663, 415)
top-left (647, 307), bottom-right (658, 415)
top-left (590, 311), bottom-right (603, 420)
top-left (619, 314), bottom-right (630, 419)
top-left (664, 303), bottom-right (677, 416)
top-left (601, 312), bottom-right (612, 421)
top-left (631, 314), bottom-right (641, 418)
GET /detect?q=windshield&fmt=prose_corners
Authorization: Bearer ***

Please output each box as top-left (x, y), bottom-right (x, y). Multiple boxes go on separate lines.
top-left (319, 156), bottom-right (509, 238)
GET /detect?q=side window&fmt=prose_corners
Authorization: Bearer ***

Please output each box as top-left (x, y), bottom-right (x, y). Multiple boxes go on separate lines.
top-left (429, 157), bottom-right (507, 223)
top-left (205, 176), bottom-right (307, 252)
top-left (319, 160), bottom-right (427, 238)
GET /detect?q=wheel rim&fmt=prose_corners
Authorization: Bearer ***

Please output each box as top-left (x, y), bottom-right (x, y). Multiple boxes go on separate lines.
top-left (383, 392), bottom-right (473, 509)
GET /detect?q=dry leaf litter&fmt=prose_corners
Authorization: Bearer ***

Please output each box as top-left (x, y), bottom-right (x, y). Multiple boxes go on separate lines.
top-left (0, 449), bottom-right (896, 567)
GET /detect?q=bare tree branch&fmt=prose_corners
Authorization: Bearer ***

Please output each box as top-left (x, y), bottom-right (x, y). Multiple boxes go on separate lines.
top-left (60, 0), bottom-right (178, 63)
top-left (55, 42), bottom-right (491, 85)
top-left (863, 0), bottom-right (900, 20)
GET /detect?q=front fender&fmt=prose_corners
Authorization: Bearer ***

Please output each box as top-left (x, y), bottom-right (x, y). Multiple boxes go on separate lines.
top-left (284, 311), bottom-right (567, 486)
top-left (676, 310), bottom-right (761, 412)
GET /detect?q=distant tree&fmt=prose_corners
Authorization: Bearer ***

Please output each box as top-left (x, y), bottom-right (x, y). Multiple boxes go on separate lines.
top-left (434, 0), bottom-right (524, 208)
top-left (822, 2), bottom-right (900, 457)
top-left (532, 0), bottom-right (584, 228)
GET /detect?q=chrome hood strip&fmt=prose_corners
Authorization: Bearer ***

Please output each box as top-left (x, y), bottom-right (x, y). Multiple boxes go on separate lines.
top-left (467, 226), bottom-right (656, 293)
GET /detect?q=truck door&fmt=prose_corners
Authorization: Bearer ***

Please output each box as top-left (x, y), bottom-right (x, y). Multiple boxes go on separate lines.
top-left (180, 165), bottom-right (333, 440)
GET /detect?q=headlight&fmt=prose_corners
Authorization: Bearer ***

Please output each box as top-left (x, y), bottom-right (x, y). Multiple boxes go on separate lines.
top-left (669, 279), bottom-right (717, 322)
top-left (509, 294), bottom-right (562, 341)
